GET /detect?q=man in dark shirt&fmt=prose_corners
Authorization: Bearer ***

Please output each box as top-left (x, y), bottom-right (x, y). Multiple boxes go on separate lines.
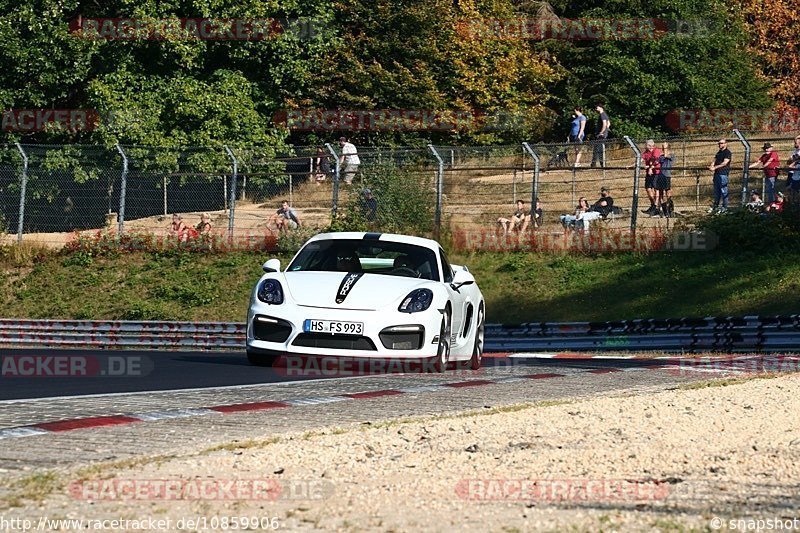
top-left (591, 104), bottom-right (610, 168)
top-left (708, 139), bottom-right (732, 211)
top-left (591, 187), bottom-right (614, 217)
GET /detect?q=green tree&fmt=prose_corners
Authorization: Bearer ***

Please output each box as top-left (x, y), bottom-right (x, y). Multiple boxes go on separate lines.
top-left (535, 0), bottom-right (772, 137)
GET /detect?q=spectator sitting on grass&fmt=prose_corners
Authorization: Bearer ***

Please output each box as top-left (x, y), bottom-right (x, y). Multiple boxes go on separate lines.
top-left (533, 198), bottom-right (543, 228)
top-left (765, 192), bottom-right (785, 214)
top-left (574, 187), bottom-right (614, 231)
top-left (497, 200), bottom-right (531, 235)
top-left (170, 213), bottom-right (196, 242)
top-left (560, 197), bottom-right (590, 230)
top-left (746, 190), bottom-right (764, 212)
top-left (271, 200), bottom-right (301, 234)
top-left (196, 213), bottom-right (212, 235)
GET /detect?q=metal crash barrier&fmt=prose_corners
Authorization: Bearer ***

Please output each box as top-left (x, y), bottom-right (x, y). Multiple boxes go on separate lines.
top-left (0, 315), bottom-right (799, 352)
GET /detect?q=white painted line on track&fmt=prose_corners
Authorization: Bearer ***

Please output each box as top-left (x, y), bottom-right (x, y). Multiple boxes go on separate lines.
top-left (133, 408), bottom-right (220, 421)
top-left (0, 427), bottom-right (49, 440)
top-left (284, 396), bottom-right (353, 406)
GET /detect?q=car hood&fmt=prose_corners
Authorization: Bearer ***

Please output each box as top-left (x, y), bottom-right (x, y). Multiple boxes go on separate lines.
top-left (283, 271), bottom-right (430, 311)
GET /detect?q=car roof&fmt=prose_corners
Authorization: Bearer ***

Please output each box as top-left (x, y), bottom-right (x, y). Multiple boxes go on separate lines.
top-left (307, 232), bottom-right (441, 251)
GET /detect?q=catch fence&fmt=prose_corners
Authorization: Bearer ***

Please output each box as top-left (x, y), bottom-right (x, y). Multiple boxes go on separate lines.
top-left (0, 130), bottom-right (795, 247)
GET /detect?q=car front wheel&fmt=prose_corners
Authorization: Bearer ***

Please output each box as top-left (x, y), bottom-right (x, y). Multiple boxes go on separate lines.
top-left (432, 308), bottom-right (451, 373)
top-left (470, 303), bottom-right (485, 370)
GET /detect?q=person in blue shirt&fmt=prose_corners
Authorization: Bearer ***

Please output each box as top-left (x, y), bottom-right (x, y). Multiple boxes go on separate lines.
top-left (568, 107), bottom-right (587, 167)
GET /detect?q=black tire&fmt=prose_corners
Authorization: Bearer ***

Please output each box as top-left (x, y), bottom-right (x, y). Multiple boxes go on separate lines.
top-left (470, 303), bottom-right (485, 370)
top-left (247, 350), bottom-right (278, 367)
top-left (433, 308), bottom-right (451, 373)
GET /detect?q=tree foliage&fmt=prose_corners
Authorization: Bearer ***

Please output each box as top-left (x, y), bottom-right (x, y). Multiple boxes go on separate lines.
top-left (535, 0), bottom-right (772, 137)
top-left (738, 0), bottom-right (800, 114)
top-left (0, 0), bottom-right (787, 149)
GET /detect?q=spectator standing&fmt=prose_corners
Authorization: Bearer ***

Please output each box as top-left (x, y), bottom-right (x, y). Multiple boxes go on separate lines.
top-left (708, 138), bottom-right (732, 212)
top-left (313, 146), bottom-right (331, 183)
top-left (361, 188), bottom-right (378, 223)
top-left (658, 142), bottom-right (674, 217)
top-left (271, 200), bottom-right (301, 233)
top-left (641, 140), bottom-right (662, 216)
top-left (568, 107), bottom-right (586, 167)
top-left (338, 137), bottom-right (361, 185)
top-left (749, 142), bottom-right (780, 202)
top-left (591, 104), bottom-right (610, 168)
top-left (786, 135), bottom-right (800, 202)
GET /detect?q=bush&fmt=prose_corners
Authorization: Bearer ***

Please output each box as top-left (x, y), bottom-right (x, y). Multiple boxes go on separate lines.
top-left (693, 203), bottom-right (800, 254)
top-left (329, 166), bottom-right (435, 235)
top-left (62, 229), bottom-right (279, 256)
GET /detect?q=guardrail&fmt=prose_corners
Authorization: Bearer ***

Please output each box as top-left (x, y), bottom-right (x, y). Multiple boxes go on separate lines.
top-left (0, 316), bottom-right (799, 352)
top-left (485, 315), bottom-right (800, 352)
top-left (0, 319), bottom-right (245, 350)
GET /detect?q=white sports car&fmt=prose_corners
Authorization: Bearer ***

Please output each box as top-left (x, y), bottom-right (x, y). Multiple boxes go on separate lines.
top-left (246, 231), bottom-right (485, 371)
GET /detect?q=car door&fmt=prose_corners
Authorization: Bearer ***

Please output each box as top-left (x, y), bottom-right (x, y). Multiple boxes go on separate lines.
top-left (439, 248), bottom-right (467, 347)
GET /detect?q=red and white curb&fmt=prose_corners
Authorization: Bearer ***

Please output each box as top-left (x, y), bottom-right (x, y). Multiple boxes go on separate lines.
top-left (0, 359), bottom-right (765, 441)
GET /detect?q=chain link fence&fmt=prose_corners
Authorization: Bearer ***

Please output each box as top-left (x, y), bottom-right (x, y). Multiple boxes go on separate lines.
top-left (0, 131), bottom-right (795, 247)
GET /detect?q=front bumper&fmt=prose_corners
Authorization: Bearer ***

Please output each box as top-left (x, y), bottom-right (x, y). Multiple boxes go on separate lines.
top-left (246, 304), bottom-right (442, 359)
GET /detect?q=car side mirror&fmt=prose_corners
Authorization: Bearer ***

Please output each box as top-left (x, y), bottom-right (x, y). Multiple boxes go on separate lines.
top-left (262, 258), bottom-right (281, 273)
top-left (451, 269), bottom-right (475, 290)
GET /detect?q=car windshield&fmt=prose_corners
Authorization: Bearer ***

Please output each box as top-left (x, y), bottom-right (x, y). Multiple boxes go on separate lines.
top-left (287, 239), bottom-right (440, 281)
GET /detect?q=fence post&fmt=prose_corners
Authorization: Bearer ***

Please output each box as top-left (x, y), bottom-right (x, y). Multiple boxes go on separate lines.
top-left (325, 143), bottom-right (340, 219)
top-left (522, 142), bottom-right (540, 224)
top-left (733, 129), bottom-right (751, 205)
top-left (623, 136), bottom-right (642, 233)
top-left (14, 143), bottom-right (28, 244)
top-left (224, 146), bottom-right (237, 238)
top-left (428, 144), bottom-right (444, 237)
top-left (115, 144), bottom-right (128, 235)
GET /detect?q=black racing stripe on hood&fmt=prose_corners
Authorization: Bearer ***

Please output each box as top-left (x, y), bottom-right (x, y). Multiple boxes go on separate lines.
top-left (335, 272), bottom-right (365, 304)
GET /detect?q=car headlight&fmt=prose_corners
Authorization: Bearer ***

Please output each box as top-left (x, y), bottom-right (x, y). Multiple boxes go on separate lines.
top-left (257, 279), bottom-right (284, 304)
top-left (398, 288), bottom-right (433, 313)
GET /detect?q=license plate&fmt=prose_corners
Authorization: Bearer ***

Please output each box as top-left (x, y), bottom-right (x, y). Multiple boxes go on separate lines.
top-left (304, 319), bottom-right (364, 335)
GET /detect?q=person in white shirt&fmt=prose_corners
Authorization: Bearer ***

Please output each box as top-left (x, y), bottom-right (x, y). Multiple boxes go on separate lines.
top-left (338, 137), bottom-right (361, 184)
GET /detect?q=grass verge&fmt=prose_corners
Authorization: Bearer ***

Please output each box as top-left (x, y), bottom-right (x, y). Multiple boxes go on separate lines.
top-left (1, 245), bottom-right (798, 322)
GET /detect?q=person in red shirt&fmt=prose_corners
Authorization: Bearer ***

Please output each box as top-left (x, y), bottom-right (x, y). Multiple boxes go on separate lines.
top-left (765, 191), bottom-right (785, 213)
top-left (749, 142), bottom-right (781, 203)
top-left (641, 139), bottom-right (662, 216)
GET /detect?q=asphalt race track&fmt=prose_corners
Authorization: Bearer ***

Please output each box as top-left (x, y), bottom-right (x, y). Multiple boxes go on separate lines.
top-left (0, 348), bottom-right (677, 401)
top-left (0, 347), bottom-right (794, 472)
